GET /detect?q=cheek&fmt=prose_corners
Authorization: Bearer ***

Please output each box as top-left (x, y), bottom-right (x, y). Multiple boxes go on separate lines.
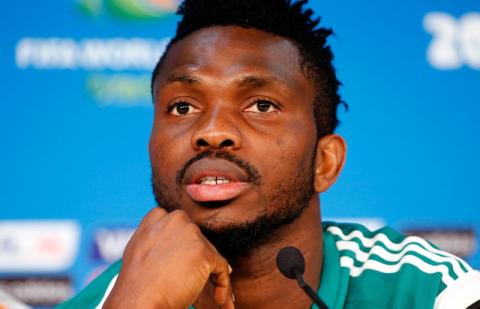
top-left (260, 122), bottom-right (316, 186)
top-left (149, 131), bottom-right (188, 185)
top-left (279, 118), bottom-right (317, 160)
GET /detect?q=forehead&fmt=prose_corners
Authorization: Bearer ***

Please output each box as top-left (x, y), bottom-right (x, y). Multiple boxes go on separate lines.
top-left (155, 26), bottom-right (309, 89)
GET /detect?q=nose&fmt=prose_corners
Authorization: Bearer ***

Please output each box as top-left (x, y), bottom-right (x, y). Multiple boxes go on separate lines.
top-left (191, 108), bottom-right (242, 151)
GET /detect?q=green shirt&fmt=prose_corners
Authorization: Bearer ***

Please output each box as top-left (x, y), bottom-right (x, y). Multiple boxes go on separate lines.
top-left (57, 222), bottom-right (480, 308)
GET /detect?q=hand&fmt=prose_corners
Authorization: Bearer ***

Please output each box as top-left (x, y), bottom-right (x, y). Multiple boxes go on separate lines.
top-left (103, 208), bottom-right (234, 309)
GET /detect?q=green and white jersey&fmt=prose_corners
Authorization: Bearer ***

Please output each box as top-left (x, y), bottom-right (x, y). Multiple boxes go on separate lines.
top-left (317, 222), bottom-right (479, 309)
top-left (57, 222), bottom-right (480, 309)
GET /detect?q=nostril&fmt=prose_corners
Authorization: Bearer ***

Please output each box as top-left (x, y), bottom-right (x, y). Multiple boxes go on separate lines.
top-left (220, 139), bottom-right (234, 147)
top-left (194, 137), bottom-right (236, 149)
top-left (197, 138), bottom-right (209, 147)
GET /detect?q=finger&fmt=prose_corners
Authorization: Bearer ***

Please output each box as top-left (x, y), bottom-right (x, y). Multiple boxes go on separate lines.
top-left (210, 257), bottom-right (231, 306)
top-left (129, 207), bottom-right (168, 242)
top-left (197, 230), bottom-right (234, 307)
top-left (221, 281), bottom-right (235, 309)
top-left (143, 207), bottom-right (168, 224)
top-left (124, 207), bottom-right (168, 251)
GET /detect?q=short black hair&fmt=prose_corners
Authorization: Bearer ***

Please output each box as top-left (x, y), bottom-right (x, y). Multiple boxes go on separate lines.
top-left (151, 0), bottom-right (344, 137)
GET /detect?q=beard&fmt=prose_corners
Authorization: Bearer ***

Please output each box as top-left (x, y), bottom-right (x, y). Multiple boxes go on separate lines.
top-left (152, 150), bottom-right (316, 258)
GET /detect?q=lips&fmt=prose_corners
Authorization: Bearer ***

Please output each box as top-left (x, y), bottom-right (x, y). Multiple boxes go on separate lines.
top-left (183, 158), bottom-right (251, 202)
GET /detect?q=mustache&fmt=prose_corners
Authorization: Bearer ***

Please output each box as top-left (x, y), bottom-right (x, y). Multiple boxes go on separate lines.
top-left (175, 150), bottom-right (262, 186)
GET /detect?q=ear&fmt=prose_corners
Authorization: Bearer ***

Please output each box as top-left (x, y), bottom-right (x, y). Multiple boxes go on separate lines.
top-left (314, 134), bottom-right (347, 193)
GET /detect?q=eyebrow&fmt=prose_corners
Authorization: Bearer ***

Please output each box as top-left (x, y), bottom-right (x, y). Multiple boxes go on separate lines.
top-left (163, 73), bottom-right (280, 88)
top-left (165, 73), bottom-right (200, 85)
top-left (237, 75), bottom-right (277, 88)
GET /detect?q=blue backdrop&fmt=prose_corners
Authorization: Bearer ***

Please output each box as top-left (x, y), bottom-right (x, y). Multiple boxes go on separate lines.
top-left (1, 1), bottom-right (478, 307)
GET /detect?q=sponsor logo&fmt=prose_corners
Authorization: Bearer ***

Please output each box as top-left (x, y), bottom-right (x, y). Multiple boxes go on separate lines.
top-left (0, 288), bottom-right (30, 309)
top-left (92, 227), bottom-right (135, 262)
top-left (14, 0), bottom-right (176, 107)
top-left (0, 221), bottom-right (80, 273)
top-left (86, 73), bottom-right (152, 106)
top-left (424, 12), bottom-right (480, 70)
top-left (16, 37), bottom-right (168, 70)
top-left (402, 227), bottom-right (477, 258)
top-left (78, 0), bottom-right (181, 19)
top-left (15, 37), bottom-right (168, 107)
top-left (0, 277), bottom-right (72, 306)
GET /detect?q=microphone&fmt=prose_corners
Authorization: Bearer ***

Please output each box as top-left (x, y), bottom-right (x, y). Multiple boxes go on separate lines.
top-left (276, 246), bottom-right (328, 309)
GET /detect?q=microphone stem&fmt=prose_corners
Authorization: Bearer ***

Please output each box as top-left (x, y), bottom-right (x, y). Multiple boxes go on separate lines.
top-left (293, 269), bottom-right (328, 309)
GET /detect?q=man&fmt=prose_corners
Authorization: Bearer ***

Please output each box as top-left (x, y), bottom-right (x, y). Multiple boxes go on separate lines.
top-left (59, 0), bottom-right (480, 308)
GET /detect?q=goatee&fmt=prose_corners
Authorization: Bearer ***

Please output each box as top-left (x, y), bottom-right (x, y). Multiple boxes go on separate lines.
top-left (152, 150), bottom-right (315, 258)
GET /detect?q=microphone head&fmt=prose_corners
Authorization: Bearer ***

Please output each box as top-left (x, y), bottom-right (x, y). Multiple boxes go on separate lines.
top-left (276, 246), bottom-right (305, 279)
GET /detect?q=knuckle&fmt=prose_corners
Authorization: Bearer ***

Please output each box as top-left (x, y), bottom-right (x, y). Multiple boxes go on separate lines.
top-left (220, 257), bottom-right (228, 267)
top-left (149, 207), bottom-right (167, 219)
top-left (142, 207), bottom-right (166, 224)
top-left (169, 209), bottom-right (189, 222)
top-left (145, 225), bottom-right (160, 238)
top-left (199, 250), bottom-right (214, 267)
top-left (192, 240), bottom-right (210, 257)
top-left (186, 222), bottom-right (201, 235)
top-left (152, 206), bottom-right (167, 215)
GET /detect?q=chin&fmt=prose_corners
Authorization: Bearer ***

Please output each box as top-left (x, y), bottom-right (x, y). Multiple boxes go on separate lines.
top-left (190, 201), bottom-right (263, 228)
top-left (197, 205), bottom-right (306, 258)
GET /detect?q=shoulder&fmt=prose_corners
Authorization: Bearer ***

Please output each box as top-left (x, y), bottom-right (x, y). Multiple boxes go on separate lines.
top-left (56, 260), bottom-right (121, 309)
top-left (323, 222), bottom-right (480, 309)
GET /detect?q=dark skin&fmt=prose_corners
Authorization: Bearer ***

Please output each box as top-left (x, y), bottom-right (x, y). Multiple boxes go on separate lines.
top-left (104, 26), bottom-right (346, 309)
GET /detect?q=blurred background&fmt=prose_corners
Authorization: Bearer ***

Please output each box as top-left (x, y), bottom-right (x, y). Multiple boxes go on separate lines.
top-left (0, 0), bottom-right (479, 307)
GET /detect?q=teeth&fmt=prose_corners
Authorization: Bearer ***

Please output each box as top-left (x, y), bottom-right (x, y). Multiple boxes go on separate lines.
top-left (200, 176), bottom-right (231, 185)
top-left (201, 178), bottom-right (217, 185)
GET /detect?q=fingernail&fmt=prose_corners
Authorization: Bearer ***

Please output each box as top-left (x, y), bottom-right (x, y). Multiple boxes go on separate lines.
top-left (232, 292), bottom-right (235, 303)
top-left (228, 264), bottom-right (233, 274)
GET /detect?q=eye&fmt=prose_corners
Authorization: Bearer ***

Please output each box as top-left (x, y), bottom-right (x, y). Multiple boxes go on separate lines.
top-left (168, 101), bottom-right (200, 116)
top-left (244, 99), bottom-right (279, 113)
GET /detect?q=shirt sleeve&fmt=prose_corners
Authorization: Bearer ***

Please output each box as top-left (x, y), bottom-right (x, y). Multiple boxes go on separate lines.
top-left (434, 270), bottom-right (480, 309)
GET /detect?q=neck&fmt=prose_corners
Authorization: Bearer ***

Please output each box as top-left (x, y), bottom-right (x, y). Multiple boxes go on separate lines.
top-left (195, 196), bottom-right (324, 309)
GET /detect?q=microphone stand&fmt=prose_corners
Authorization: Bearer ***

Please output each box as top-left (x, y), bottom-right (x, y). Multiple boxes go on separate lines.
top-left (293, 269), bottom-right (328, 309)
